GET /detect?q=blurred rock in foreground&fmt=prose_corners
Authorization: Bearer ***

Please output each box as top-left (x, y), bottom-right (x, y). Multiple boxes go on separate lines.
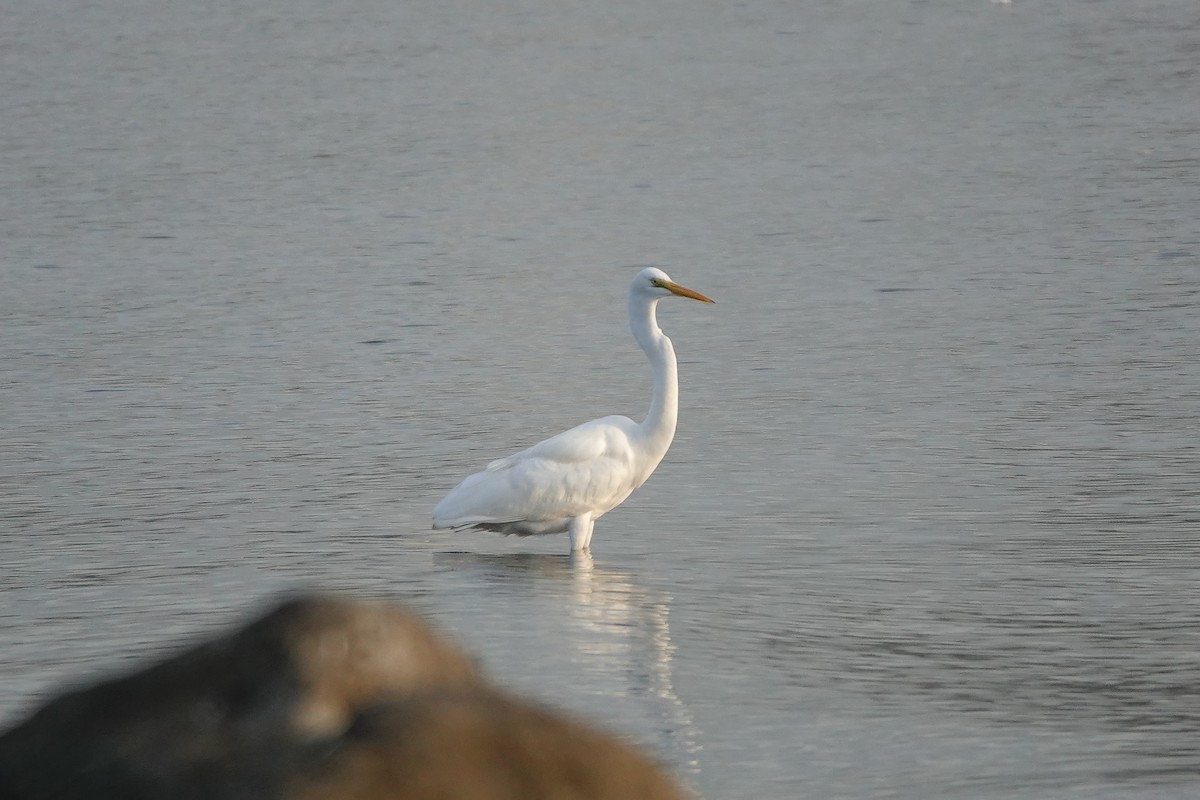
top-left (0, 595), bottom-right (686, 800)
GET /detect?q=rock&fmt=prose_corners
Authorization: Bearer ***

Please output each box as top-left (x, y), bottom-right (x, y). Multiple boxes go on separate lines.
top-left (0, 596), bottom-right (686, 800)
top-left (289, 690), bottom-right (686, 800)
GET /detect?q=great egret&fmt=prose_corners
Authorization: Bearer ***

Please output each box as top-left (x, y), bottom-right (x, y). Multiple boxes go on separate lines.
top-left (432, 267), bottom-right (714, 552)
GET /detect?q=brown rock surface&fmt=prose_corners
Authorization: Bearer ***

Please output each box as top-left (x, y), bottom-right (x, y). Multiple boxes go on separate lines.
top-left (0, 595), bottom-right (686, 800)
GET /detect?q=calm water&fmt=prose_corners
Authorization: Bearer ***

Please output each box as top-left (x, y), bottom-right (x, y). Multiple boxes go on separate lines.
top-left (3, 1), bottom-right (1199, 797)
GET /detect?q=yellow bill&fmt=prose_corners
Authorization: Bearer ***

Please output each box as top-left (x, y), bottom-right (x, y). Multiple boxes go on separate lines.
top-left (663, 280), bottom-right (715, 303)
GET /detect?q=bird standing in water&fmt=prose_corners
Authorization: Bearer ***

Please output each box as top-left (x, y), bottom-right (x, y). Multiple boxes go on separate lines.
top-left (432, 267), bottom-right (714, 552)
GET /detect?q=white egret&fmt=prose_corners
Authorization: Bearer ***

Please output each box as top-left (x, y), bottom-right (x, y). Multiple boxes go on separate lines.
top-left (432, 267), bottom-right (714, 552)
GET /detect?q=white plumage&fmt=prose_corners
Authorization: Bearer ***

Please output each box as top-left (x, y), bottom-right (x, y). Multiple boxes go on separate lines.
top-left (432, 267), bottom-right (714, 552)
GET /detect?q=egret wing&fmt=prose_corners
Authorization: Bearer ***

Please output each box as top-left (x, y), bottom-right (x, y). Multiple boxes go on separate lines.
top-left (432, 416), bottom-right (638, 528)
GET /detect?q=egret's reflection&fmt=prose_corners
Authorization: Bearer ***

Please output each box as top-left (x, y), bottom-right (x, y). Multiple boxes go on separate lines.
top-left (432, 550), bottom-right (701, 780)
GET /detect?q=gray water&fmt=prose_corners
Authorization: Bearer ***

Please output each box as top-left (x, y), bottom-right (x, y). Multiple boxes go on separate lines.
top-left (3, 0), bottom-right (1199, 797)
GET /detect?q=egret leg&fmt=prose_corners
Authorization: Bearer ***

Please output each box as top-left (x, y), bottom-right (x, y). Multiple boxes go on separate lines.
top-left (568, 514), bottom-right (595, 552)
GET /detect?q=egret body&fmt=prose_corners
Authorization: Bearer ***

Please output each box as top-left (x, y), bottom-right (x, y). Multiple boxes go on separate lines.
top-left (432, 268), bottom-right (714, 552)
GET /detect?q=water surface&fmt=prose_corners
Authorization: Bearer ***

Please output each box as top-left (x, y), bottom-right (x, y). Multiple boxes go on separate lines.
top-left (2, 1), bottom-right (1199, 798)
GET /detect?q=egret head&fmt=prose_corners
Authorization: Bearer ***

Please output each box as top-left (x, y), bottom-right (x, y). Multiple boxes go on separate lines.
top-left (634, 267), bottom-right (715, 304)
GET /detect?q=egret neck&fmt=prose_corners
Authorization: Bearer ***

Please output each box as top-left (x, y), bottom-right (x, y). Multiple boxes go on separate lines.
top-left (630, 290), bottom-right (679, 472)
